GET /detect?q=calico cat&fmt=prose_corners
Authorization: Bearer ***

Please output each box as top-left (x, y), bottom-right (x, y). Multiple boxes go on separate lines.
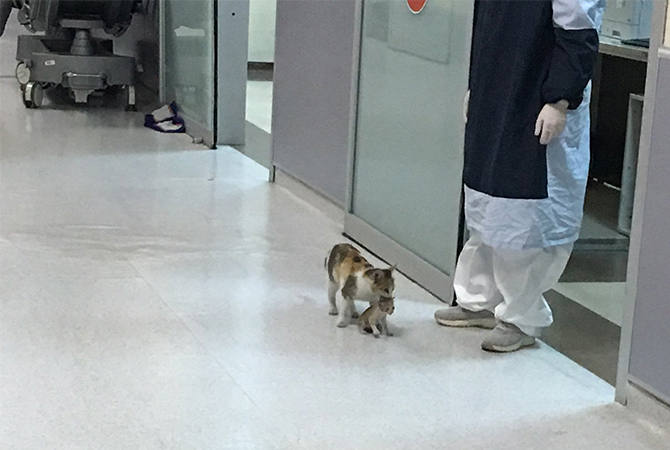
top-left (325, 243), bottom-right (396, 328)
top-left (358, 295), bottom-right (395, 338)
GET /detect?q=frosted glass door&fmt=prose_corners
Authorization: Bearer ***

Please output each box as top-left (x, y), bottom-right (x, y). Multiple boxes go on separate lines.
top-left (162, 0), bottom-right (216, 146)
top-left (347, 0), bottom-right (473, 298)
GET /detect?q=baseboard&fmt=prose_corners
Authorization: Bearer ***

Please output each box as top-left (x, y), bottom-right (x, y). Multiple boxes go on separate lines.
top-left (625, 380), bottom-right (670, 430)
top-left (272, 168), bottom-right (344, 227)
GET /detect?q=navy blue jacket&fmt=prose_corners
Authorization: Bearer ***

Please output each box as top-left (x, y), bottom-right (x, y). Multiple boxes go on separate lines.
top-left (464, 0), bottom-right (599, 200)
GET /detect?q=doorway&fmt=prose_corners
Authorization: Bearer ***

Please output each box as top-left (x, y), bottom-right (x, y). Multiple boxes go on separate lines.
top-left (233, 0), bottom-right (276, 169)
top-left (543, 6), bottom-right (653, 386)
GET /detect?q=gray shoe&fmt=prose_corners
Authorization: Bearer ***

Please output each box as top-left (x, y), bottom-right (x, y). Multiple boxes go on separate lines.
top-left (434, 306), bottom-right (497, 329)
top-left (481, 322), bottom-right (536, 353)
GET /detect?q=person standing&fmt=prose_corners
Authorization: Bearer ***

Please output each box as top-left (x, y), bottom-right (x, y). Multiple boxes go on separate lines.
top-left (435, 0), bottom-right (606, 352)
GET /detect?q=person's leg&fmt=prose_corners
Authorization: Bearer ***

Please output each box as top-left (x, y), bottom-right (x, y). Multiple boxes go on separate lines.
top-left (454, 232), bottom-right (504, 313)
top-left (480, 243), bottom-right (573, 352)
top-left (492, 243), bottom-right (573, 335)
top-left (435, 232), bottom-right (501, 328)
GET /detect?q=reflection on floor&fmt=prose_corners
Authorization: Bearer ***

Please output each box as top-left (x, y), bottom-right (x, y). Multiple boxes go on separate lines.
top-left (543, 180), bottom-right (631, 385)
top-left (545, 290), bottom-right (622, 385)
top-left (235, 120), bottom-right (273, 169)
top-left (545, 278), bottom-right (624, 385)
top-left (2, 77), bottom-right (669, 448)
top-left (546, 249), bottom-right (628, 385)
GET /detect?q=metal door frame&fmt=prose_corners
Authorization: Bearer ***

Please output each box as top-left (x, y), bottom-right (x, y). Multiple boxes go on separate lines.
top-left (343, 0), bottom-right (472, 302)
top-left (615, 0), bottom-right (669, 405)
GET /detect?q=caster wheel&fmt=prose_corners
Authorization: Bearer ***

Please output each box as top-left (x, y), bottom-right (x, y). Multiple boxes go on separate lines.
top-left (15, 62), bottom-right (31, 89)
top-left (23, 81), bottom-right (44, 109)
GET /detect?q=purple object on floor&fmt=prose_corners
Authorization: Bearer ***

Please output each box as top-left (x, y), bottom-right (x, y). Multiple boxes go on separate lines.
top-left (144, 102), bottom-right (186, 133)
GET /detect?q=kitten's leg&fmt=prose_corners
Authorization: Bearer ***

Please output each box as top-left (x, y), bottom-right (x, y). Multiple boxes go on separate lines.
top-left (328, 281), bottom-right (339, 316)
top-left (336, 293), bottom-right (350, 328)
top-left (358, 319), bottom-right (368, 335)
top-left (381, 316), bottom-right (393, 337)
top-left (370, 323), bottom-right (381, 338)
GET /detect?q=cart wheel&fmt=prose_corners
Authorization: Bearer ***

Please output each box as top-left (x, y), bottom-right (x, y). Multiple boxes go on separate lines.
top-left (15, 62), bottom-right (31, 89)
top-left (23, 81), bottom-right (43, 109)
top-left (125, 85), bottom-right (137, 111)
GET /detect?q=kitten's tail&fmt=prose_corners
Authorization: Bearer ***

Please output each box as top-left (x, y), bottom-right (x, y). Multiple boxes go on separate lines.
top-left (324, 246), bottom-right (337, 282)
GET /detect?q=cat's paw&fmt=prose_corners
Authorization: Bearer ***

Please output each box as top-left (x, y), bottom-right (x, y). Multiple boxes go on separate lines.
top-left (385, 332), bottom-right (394, 337)
top-left (328, 309), bottom-right (338, 316)
top-left (336, 320), bottom-right (348, 328)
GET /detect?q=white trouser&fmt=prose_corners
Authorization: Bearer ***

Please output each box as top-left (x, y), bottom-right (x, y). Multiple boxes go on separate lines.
top-left (454, 231), bottom-right (573, 336)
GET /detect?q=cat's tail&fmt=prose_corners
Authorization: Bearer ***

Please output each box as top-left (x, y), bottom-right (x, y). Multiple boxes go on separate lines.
top-left (324, 246), bottom-right (334, 271)
top-left (324, 249), bottom-right (332, 273)
top-left (324, 248), bottom-right (334, 282)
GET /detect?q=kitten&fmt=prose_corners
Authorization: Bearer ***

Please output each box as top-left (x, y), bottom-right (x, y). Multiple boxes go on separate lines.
top-left (358, 296), bottom-right (395, 338)
top-left (325, 243), bottom-right (396, 328)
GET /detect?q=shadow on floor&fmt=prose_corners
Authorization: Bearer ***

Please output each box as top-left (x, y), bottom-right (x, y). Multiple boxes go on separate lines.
top-left (233, 121), bottom-right (272, 169)
top-left (544, 289), bottom-right (621, 385)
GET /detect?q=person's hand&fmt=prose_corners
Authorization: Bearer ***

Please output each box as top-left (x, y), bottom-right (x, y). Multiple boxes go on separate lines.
top-left (535, 101), bottom-right (568, 145)
top-left (463, 90), bottom-right (470, 124)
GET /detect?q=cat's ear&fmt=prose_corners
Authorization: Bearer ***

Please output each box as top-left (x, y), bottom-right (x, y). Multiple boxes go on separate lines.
top-left (388, 264), bottom-right (397, 272)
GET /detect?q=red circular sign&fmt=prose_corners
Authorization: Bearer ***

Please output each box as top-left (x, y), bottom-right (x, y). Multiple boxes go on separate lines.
top-left (407, 0), bottom-right (427, 14)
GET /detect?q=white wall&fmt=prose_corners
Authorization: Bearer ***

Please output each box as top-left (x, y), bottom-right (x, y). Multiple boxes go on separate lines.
top-left (248, 0), bottom-right (276, 62)
top-left (665, 7), bottom-right (670, 46)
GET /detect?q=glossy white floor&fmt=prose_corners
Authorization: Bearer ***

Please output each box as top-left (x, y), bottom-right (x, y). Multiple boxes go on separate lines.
top-left (1, 77), bottom-right (669, 448)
